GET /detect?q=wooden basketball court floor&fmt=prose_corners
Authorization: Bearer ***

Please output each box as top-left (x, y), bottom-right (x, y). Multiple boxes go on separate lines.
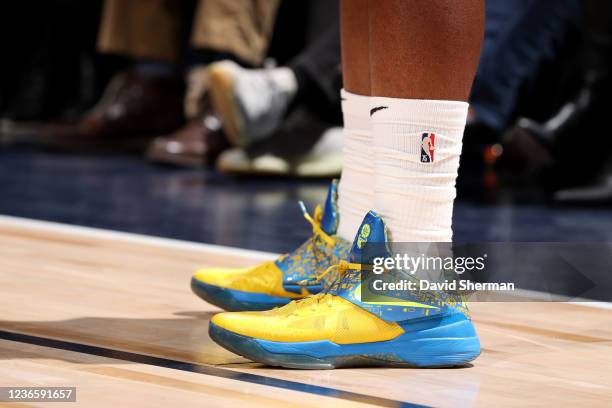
top-left (0, 214), bottom-right (611, 408)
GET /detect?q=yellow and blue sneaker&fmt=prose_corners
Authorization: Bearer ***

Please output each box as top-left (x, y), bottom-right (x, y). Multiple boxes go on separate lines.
top-left (191, 181), bottom-right (351, 311)
top-left (209, 211), bottom-right (481, 369)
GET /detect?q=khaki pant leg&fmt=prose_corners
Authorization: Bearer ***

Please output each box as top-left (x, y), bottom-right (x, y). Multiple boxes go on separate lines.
top-left (190, 0), bottom-right (280, 67)
top-left (97, 0), bottom-right (182, 62)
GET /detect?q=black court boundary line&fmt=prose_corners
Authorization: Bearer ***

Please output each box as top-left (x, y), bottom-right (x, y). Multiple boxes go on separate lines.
top-left (0, 330), bottom-right (427, 408)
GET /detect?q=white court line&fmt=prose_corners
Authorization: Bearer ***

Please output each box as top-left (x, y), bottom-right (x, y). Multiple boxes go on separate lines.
top-left (0, 214), bottom-right (277, 262)
top-left (1, 214), bottom-right (611, 311)
top-left (510, 288), bottom-right (612, 311)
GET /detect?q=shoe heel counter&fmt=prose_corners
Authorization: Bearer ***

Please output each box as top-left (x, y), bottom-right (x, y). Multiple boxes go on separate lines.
top-left (394, 312), bottom-right (480, 367)
top-left (398, 311), bottom-right (478, 340)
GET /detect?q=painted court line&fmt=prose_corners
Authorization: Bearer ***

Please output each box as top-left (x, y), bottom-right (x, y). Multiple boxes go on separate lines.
top-left (0, 214), bottom-right (276, 261)
top-left (0, 330), bottom-right (424, 408)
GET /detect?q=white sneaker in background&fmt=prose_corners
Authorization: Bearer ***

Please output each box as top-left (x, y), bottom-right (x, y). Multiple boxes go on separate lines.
top-left (207, 60), bottom-right (298, 148)
top-left (217, 126), bottom-right (343, 178)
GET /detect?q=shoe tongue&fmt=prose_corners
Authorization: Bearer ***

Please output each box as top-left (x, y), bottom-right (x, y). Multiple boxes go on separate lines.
top-left (329, 210), bottom-right (390, 297)
top-left (320, 180), bottom-right (340, 235)
top-left (349, 211), bottom-right (391, 264)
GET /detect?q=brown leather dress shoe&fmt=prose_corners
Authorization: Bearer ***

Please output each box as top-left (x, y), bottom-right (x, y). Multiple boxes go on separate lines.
top-left (146, 114), bottom-right (230, 167)
top-left (39, 70), bottom-right (184, 152)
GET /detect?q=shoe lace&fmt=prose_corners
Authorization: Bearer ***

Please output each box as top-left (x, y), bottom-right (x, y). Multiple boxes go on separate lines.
top-left (287, 261), bottom-right (362, 314)
top-left (276, 202), bottom-right (336, 285)
top-left (298, 201), bottom-right (335, 248)
top-left (296, 260), bottom-right (360, 287)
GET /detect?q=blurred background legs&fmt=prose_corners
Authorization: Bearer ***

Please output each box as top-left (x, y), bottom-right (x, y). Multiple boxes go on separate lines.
top-left (0, 0), bottom-right (109, 137)
top-left (211, 0), bottom-right (344, 177)
top-left (1, 0), bottom-right (612, 197)
top-left (145, 0), bottom-right (280, 167)
top-left (459, 0), bottom-right (583, 196)
top-left (510, 0), bottom-right (612, 203)
top-left (29, 0), bottom-right (278, 162)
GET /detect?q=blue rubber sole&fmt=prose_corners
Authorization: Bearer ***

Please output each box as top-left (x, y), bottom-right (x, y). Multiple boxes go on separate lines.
top-left (191, 277), bottom-right (292, 311)
top-left (209, 313), bottom-right (481, 369)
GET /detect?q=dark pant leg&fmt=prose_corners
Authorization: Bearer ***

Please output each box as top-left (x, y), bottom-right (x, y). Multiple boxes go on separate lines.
top-left (288, 0), bottom-right (341, 118)
top-left (470, 0), bottom-right (582, 131)
top-left (289, 23), bottom-right (341, 105)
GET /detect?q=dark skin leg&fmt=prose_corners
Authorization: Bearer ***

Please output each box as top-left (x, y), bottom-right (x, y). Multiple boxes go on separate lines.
top-left (340, 0), bottom-right (371, 96)
top-left (340, 0), bottom-right (484, 101)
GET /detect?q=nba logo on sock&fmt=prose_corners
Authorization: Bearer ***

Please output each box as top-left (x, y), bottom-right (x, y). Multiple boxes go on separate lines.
top-left (421, 133), bottom-right (435, 163)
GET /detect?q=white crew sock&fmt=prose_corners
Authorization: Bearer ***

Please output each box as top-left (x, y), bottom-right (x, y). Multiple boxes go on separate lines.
top-left (337, 89), bottom-right (374, 241)
top-left (371, 97), bottom-right (468, 242)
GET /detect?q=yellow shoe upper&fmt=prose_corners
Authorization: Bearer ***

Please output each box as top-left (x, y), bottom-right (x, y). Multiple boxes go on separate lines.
top-left (192, 199), bottom-right (351, 299)
top-left (193, 261), bottom-right (307, 299)
top-left (211, 293), bottom-right (405, 344)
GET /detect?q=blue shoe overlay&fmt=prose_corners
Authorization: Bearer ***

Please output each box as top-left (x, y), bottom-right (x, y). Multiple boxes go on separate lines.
top-left (191, 278), bottom-right (293, 311)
